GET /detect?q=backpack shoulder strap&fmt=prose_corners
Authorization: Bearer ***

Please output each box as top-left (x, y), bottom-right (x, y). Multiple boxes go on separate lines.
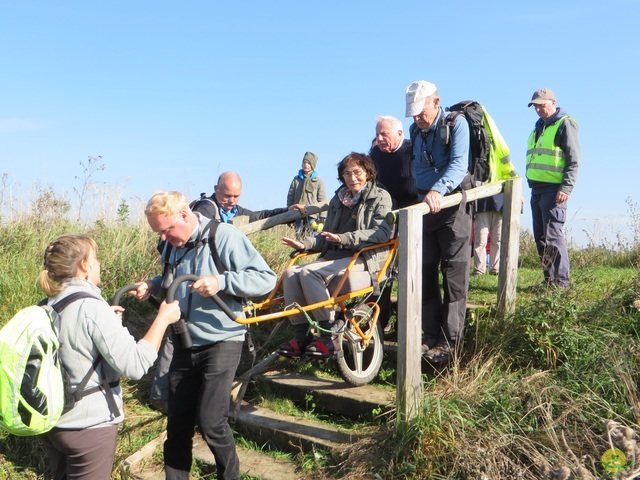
top-left (203, 221), bottom-right (245, 305)
top-left (51, 291), bottom-right (122, 418)
top-left (159, 238), bottom-right (173, 265)
top-left (203, 220), bottom-right (226, 273)
top-left (444, 110), bottom-right (463, 126)
top-left (51, 291), bottom-right (98, 313)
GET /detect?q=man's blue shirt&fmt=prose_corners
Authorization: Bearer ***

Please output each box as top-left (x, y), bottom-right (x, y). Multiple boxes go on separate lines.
top-left (219, 205), bottom-right (238, 223)
top-left (412, 108), bottom-right (470, 196)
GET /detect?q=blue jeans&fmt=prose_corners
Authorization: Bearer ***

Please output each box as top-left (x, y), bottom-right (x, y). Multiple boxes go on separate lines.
top-left (530, 190), bottom-right (570, 287)
top-left (164, 341), bottom-right (243, 480)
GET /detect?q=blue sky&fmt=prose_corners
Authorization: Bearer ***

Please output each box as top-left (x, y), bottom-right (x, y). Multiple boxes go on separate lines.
top-left (1, 0), bottom-right (638, 247)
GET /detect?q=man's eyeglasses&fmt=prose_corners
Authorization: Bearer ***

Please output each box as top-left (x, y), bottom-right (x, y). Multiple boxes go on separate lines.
top-left (342, 169), bottom-right (366, 179)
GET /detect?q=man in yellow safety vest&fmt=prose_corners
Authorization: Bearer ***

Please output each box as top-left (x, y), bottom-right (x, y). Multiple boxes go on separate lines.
top-left (526, 88), bottom-right (580, 289)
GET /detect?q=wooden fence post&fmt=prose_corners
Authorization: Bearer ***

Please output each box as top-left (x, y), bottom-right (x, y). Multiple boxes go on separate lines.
top-left (396, 207), bottom-right (423, 424)
top-left (496, 178), bottom-right (522, 318)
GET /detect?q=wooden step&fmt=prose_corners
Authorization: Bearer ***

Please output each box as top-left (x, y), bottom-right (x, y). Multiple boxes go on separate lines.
top-left (122, 371), bottom-right (395, 478)
top-left (193, 436), bottom-right (301, 480)
top-left (234, 402), bottom-right (356, 454)
top-left (254, 370), bottom-right (395, 419)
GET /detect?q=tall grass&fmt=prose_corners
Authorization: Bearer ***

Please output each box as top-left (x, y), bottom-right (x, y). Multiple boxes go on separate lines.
top-left (0, 213), bottom-right (164, 480)
top-left (332, 268), bottom-right (640, 479)
top-left (0, 215), bottom-right (158, 320)
top-left (519, 227), bottom-right (640, 269)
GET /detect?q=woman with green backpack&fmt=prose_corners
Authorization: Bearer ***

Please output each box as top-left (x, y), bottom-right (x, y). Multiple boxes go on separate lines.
top-left (37, 234), bottom-right (180, 480)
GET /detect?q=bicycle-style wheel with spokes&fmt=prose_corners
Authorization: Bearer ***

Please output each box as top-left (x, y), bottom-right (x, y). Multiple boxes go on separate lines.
top-left (335, 302), bottom-right (384, 386)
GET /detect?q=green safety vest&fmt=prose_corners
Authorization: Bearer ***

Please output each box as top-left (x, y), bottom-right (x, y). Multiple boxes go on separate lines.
top-left (526, 116), bottom-right (571, 184)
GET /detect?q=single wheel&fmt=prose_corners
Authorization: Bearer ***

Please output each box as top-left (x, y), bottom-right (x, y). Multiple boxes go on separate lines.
top-left (335, 303), bottom-right (384, 386)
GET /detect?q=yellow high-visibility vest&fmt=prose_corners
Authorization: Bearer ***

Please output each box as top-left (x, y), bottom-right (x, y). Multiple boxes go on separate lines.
top-left (483, 107), bottom-right (518, 182)
top-left (526, 116), bottom-right (572, 184)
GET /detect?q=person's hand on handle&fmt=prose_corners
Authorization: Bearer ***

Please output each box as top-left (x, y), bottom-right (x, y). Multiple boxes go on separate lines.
top-left (423, 190), bottom-right (443, 213)
top-left (111, 305), bottom-right (125, 322)
top-left (133, 280), bottom-right (153, 301)
top-left (191, 275), bottom-right (220, 298)
top-left (143, 300), bottom-right (181, 351)
top-left (157, 300), bottom-right (181, 325)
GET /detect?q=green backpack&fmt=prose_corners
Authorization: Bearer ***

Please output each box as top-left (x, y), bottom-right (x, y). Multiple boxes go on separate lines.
top-left (0, 292), bottom-right (119, 436)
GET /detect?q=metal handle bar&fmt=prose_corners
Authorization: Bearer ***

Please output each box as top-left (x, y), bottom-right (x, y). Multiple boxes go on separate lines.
top-left (111, 276), bottom-right (237, 350)
top-left (167, 274), bottom-right (237, 322)
top-left (111, 284), bottom-right (139, 306)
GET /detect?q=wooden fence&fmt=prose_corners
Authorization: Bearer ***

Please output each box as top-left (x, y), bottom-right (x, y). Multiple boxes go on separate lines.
top-left (395, 178), bottom-right (522, 422)
top-left (234, 178), bottom-right (523, 425)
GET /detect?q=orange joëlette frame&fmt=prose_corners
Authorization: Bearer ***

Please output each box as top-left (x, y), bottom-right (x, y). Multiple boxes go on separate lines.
top-left (237, 237), bottom-right (399, 326)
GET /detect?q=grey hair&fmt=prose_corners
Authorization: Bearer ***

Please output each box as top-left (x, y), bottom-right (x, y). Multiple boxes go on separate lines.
top-left (375, 115), bottom-right (404, 133)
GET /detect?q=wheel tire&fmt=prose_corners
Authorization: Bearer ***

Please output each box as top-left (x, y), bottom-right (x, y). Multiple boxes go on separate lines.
top-left (335, 304), bottom-right (384, 386)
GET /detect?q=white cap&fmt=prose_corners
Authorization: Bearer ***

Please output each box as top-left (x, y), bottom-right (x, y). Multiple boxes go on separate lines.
top-left (405, 80), bottom-right (437, 117)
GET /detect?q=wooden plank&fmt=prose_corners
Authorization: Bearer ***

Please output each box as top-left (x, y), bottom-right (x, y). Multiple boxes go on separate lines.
top-left (236, 201), bottom-right (330, 235)
top-left (393, 182), bottom-right (503, 216)
top-left (396, 207), bottom-right (423, 424)
top-left (497, 178), bottom-right (522, 318)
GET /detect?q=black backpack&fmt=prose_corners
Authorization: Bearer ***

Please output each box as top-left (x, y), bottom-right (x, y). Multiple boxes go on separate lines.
top-left (189, 193), bottom-right (220, 222)
top-left (410, 100), bottom-right (490, 187)
top-left (445, 101), bottom-right (490, 185)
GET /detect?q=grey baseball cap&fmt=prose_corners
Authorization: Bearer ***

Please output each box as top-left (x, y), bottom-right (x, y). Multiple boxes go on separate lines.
top-left (528, 88), bottom-right (556, 107)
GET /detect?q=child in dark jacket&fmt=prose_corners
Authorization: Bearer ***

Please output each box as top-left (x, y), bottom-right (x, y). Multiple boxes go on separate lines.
top-left (287, 152), bottom-right (327, 237)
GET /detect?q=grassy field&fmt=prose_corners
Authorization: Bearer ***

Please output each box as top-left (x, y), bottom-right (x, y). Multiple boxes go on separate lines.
top-left (1, 211), bottom-right (639, 479)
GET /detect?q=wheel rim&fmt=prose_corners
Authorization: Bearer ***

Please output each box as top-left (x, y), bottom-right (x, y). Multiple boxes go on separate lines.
top-left (336, 305), bottom-right (383, 385)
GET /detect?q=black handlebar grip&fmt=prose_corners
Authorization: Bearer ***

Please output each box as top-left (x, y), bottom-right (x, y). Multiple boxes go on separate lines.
top-left (165, 274), bottom-right (239, 350)
top-left (111, 284), bottom-right (139, 306)
top-left (166, 275), bottom-right (196, 349)
top-left (171, 318), bottom-right (192, 349)
top-left (213, 293), bottom-right (237, 321)
top-left (167, 274), bottom-right (237, 321)
top-left (111, 281), bottom-right (191, 348)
